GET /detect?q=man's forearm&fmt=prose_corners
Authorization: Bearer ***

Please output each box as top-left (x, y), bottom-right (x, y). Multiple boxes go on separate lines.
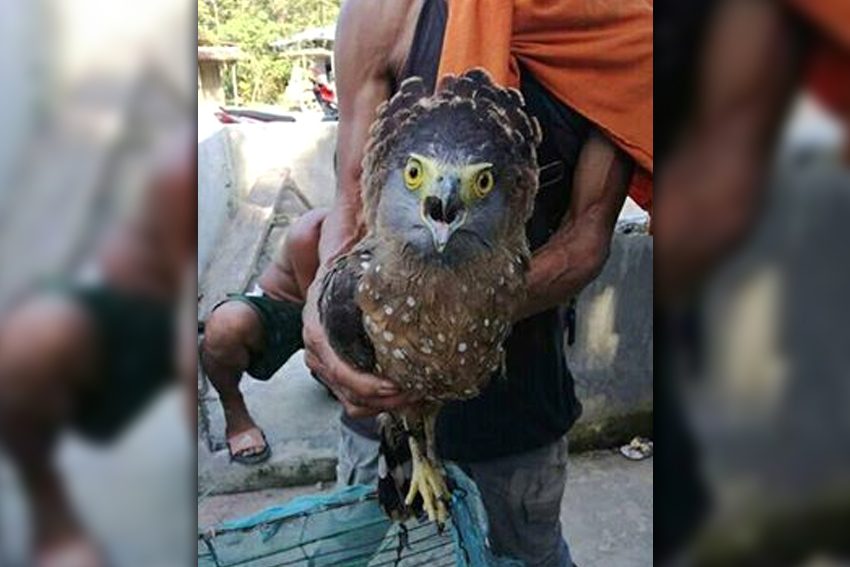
top-left (654, 132), bottom-right (761, 300)
top-left (515, 221), bottom-right (610, 321)
top-left (514, 130), bottom-right (631, 321)
top-left (316, 144), bottom-right (368, 271)
top-left (316, 200), bottom-right (365, 273)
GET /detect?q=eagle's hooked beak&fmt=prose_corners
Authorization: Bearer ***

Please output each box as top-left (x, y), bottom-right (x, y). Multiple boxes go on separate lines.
top-left (422, 175), bottom-right (466, 253)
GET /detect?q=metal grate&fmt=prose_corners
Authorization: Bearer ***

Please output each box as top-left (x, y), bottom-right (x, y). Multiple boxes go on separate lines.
top-left (198, 465), bottom-right (520, 567)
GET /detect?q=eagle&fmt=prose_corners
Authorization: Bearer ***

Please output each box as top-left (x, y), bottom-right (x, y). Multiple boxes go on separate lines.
top-left (319, 69), bottom-right (540, 523)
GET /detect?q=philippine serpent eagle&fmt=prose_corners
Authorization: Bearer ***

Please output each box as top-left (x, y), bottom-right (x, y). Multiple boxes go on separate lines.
top-left (320, 69), bottom-right (540, 523)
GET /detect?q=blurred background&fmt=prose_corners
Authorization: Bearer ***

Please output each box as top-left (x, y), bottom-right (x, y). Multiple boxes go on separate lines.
top-left (0, 0), bottom-right (194, 565)
top-left (655, 0), bottom-right (850, 564)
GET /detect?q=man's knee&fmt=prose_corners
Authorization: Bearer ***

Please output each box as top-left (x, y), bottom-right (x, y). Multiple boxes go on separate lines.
top-left (0, 296), bottom-right (95, 425)
top-left (201, 301), bottom-right (263, 365)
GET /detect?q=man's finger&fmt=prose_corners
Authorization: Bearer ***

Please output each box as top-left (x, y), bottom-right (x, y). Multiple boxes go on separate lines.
top-left (306, 347), bottom-right (400, 400)
top-left (331, 360), bottom-right (400, 398)
top-left (371, 392), bottom-right (417, 411)
top-left (340, 391), bottom-right (414, 417)
top-left (342, 401), bottom-right (380, 418)
top-left (304, 319), bottom-right (400, 394)
top-left (334, 378), bottom-right (415, 410)
top-left (303, 349), bottom-right (328, 381)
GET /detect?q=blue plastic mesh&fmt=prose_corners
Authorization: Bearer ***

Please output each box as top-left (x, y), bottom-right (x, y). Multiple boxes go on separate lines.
top-left (198, 464), bottom-right (521, 567)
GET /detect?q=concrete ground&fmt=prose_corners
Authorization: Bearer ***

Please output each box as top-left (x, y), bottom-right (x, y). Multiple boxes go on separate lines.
top-left (3, 401), bottom-right (651, 567)
top-left (561, 451), bottom-right (653, 566)
top-left (199, 450), bottom-right (653, 567)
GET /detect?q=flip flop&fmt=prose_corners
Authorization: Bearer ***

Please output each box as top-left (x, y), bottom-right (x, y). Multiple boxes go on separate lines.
top-left (227, 427), bottom-right (271, 465)
top-left (619, 436), bottom-right (653, 461)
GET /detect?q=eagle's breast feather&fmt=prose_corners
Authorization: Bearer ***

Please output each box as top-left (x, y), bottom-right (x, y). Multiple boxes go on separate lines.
top-left (356, 246), bottom-right (526, 401)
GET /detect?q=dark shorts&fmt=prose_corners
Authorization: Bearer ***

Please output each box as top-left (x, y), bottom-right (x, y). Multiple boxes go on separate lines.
top-left (43, 284), bottom-right (175, 443)
top-left (215, 292), bottom-right (304, 381)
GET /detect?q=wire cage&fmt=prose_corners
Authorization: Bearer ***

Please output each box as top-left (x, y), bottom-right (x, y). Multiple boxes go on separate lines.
top-left (198, 464), bottom-right (521, 567)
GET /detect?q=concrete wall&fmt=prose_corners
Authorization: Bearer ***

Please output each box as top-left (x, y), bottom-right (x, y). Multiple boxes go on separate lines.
top-left (567, 232), bottom-right (653, 449)
top-left (226, 121), bottom-right (337, 207)
top-left (198, 113), bottom-right (234, 276)
top-left (197, 117), bottom-right (338, 277)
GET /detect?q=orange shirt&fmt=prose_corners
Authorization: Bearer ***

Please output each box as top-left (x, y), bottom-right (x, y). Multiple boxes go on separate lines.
top-left (437, 0), bottom-right (654, 211)
top-left (790, 0), bottom-right (850, 49)
top-left (790, 0), bottom-right (850, 118)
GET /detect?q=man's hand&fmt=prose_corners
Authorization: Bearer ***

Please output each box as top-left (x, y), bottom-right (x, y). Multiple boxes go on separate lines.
top-left (302, 273), bottom-right (414, 417)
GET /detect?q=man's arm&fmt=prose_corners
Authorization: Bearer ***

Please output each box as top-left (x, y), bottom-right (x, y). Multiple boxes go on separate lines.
top-left (302, 0), bottom-right (418, 417)
top-left (654, 0), bottom-right (802, 302)
top-left (316, 0), bottom-right (420, 269)
top-left (315, 6), bottom-right (387, 267)
top-left (515, 129), bottom-right (633, 321)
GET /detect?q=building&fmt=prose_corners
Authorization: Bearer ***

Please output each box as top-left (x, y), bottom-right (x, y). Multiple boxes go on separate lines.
top-left (198, 44), bottom-right (244, 106)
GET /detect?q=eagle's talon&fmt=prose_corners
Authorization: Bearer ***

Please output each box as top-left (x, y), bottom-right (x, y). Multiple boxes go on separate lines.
top-left (405, 438), bottom-right (450, 525)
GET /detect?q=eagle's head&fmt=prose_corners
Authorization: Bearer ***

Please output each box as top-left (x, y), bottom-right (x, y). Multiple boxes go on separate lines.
top-left (362, 69), bottom-right (541, 265)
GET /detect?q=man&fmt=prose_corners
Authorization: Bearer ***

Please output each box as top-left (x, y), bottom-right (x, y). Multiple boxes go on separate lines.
top-left (313, 4), bottom-right (640, 565)
top-left (201, 0), bottom-right (651, 564)
top-left (0, 133), bottom-right (195, 566)
top-left (200, 209), bottom-right (326, 463)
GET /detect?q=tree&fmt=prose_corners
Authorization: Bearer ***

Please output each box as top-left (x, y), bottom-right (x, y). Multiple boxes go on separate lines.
top-left (198, 0), bottom-right (340, 104)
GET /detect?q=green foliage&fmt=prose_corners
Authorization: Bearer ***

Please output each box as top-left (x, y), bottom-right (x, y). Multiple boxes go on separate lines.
top-left (198, 0), bottom-right (340, 104)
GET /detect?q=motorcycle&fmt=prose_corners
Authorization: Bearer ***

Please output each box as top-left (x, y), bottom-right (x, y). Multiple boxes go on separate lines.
top-left (311, 78), bottom-right (338, 120)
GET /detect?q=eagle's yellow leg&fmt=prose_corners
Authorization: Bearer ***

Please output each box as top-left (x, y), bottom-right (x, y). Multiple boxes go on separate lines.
top-left (404, 413), bottom-right (449, 524)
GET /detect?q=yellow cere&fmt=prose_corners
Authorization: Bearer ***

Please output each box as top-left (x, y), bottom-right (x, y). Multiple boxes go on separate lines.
top-left (405, 154), bottom-right (495, 204)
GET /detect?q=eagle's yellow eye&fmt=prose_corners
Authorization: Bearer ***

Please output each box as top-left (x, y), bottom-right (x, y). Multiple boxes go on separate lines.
top-left (404, 158), bottom-right (424, 190)
top-left (473, 169), bottom-right (494, 197)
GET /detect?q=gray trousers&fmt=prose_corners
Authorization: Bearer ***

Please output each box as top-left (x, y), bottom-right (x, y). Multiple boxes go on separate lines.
top-left (337, 424), bottom-right (573, 567)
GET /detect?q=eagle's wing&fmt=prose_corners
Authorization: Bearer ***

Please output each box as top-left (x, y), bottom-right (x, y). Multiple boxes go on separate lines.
top-left (318, 245), bottom-right (422, 520)
top-left (318, 245), bottom-right (376, 372)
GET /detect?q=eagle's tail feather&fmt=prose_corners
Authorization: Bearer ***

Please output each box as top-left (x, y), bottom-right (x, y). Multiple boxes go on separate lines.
top-left (377, 413), bottom-right (421, 521)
